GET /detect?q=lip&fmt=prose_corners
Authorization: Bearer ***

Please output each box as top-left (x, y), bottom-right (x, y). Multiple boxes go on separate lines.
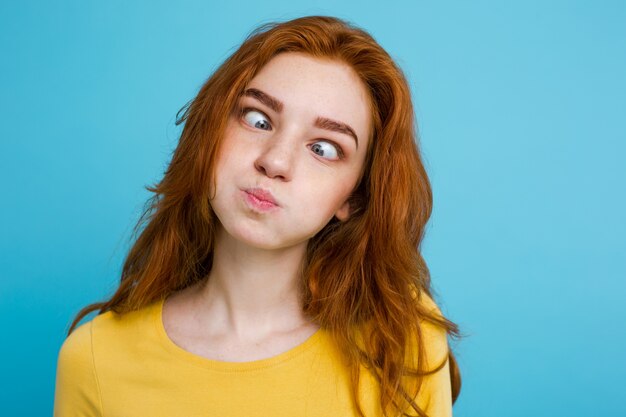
top-left (242, 187), bottom-right (280, 212)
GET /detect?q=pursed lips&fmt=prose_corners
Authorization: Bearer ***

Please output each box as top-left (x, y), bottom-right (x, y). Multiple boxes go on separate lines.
top-left (243, 187), bottom-right (279, 206)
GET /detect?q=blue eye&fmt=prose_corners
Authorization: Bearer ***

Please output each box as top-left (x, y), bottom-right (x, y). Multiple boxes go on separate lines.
top-left (310, 141), bottom-right (341, 160)
top-left (242, 108), bottom-right (272, 131)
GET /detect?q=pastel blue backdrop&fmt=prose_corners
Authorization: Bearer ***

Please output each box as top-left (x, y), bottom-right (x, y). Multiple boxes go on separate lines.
top-left (1, 1), bottom-right (624, 416)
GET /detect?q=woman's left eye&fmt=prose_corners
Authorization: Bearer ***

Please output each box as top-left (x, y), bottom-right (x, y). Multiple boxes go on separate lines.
top-left (310, 141), bottom-right (342, 160)
top-left (241, 108), bottom-right (272, 131)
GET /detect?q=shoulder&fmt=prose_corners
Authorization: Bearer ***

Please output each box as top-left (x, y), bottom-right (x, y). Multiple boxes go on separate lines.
top-left (57, 319), bottom-right (94, 374)
top-left (409, 292), bottom-right (453, 416)
top-left (55, 320), bottom-right (103, 415)
top-left (415, 292), bottom-right (450, 369)
top-left (58, 301), bottom-right (160, 376)
top-left (54, 301), bottom-right (162, 415)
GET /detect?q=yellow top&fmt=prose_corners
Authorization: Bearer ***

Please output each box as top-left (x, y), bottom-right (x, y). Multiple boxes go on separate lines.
top-left (54, 295), bottom-right (452, 417)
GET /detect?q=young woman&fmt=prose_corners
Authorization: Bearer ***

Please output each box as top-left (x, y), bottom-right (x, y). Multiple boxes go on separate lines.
top-left (54, 15), bottom-right (461, 417)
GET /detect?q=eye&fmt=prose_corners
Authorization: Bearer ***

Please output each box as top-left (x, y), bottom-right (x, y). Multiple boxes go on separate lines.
top-left (241, 108), bottom-right (272, 131)
top-left (310, 141), bottom-right (342, 161)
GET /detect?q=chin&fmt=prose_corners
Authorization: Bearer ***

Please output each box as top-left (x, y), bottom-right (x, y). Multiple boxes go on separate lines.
top-left (247, 229), bottom-right (316, 252)
top-left (221, 224), bottom-right (285, 250)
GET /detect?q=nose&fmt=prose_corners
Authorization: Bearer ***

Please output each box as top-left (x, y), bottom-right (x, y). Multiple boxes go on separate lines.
top-left (254, 134), bottom-right (295, 181)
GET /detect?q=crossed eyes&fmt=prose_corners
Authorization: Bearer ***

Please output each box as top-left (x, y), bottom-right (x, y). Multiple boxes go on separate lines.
top-left (238, 107), bottom-right (345, 161)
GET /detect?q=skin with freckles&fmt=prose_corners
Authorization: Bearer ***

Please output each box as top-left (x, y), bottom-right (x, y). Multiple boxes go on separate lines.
top-left (162, 52), bottom-right (372, 361)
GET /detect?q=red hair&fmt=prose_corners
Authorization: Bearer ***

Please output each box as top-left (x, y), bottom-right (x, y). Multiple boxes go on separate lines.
top-left (68, 15), bottom-right (461, 417)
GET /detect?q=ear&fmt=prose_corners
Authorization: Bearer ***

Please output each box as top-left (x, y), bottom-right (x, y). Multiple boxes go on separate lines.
top-left (334, 199), bottom-right (351, 222)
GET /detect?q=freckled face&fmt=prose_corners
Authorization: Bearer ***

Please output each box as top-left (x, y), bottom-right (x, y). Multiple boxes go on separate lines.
top-left (210, 52), bottom-right (372, 250)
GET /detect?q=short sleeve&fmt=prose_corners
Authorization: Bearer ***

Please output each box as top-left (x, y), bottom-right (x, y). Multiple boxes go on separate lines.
top-left (53, 321), bottom-right (103, 417)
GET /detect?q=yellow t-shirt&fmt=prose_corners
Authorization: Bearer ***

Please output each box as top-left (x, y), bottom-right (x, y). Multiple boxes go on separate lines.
top-left (54, 295), bottom-right (452, 417)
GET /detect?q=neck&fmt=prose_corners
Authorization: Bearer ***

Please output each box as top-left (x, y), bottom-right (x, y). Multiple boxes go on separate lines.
top-left (192, 225), bottom-right (313, 339)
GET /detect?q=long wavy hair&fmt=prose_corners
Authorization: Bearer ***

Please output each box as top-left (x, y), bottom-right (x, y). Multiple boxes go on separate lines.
top-left (68, 15), bottom-right (461, 417)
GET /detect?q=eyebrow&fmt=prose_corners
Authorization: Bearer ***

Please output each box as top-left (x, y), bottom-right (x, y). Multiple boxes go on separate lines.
top-left (242, 88), bottom-right (359, 149)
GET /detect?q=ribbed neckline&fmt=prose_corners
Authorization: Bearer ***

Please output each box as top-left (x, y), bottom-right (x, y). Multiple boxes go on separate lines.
top-left (152, 297), bottom-right (324, 372)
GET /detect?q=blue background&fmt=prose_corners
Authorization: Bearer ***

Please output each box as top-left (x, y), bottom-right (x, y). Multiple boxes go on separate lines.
top-left (1, 1), bottom-right (625, 415)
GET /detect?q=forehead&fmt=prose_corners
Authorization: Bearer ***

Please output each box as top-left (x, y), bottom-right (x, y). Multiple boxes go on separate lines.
top-left (245, 52), bottom-right (372, 145)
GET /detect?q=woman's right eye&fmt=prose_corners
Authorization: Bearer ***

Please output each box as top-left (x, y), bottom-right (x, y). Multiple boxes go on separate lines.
top-left (241, 108), bottom-right (272, 131)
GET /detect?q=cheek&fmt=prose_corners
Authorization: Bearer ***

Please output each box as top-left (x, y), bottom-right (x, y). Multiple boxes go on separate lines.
top-left (301, 177), bottom-right (355, 217)
top-left (216, 120), bottom-right (248, 162)
top-left (214, 137), bottom-right (249, 182)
